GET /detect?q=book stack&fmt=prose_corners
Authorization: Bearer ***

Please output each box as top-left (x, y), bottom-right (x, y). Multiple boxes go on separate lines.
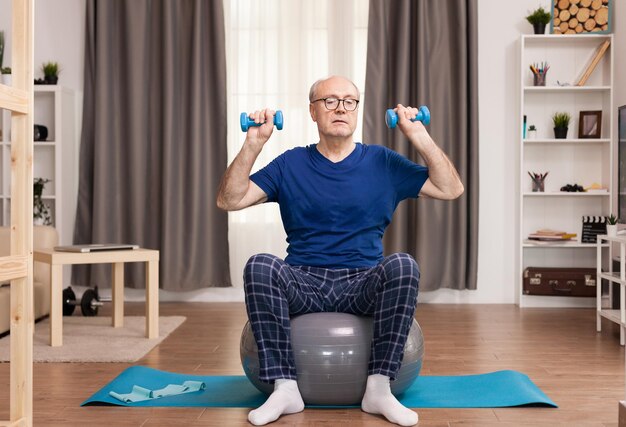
top-left (528, 229), bottom-right (577, 242)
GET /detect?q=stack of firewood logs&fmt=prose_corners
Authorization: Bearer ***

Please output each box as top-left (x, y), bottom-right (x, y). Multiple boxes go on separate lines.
top-left (552, 0), bottom-right (610, 34)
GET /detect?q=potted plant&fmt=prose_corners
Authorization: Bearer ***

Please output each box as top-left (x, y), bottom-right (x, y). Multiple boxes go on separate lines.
top-left (0, 30), bottom-right (9, 86)
top-left (552, 112), bottom-right (570, 139)
top-left (33, 178), bottom-right (52, 225)
top-left (526, 6), bottom-right (552, 34)
top-left (0, 67), bottom-right (10, 86)
top-left (42, 61), bottom-right (60, 85)
top-left (527, 124), bottom-right (537, 139)
top-left (607, 214), bottom-right (618, 236)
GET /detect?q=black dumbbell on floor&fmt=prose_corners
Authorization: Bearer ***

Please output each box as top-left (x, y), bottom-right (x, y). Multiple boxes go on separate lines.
top-left (62, 287), bottom-right (78, 316)
top-left (63, 285), bottom-right (112, 316)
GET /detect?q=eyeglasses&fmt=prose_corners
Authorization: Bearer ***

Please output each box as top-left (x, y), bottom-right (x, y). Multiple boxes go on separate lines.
top-left (312, 97), bottom-right (360, 111)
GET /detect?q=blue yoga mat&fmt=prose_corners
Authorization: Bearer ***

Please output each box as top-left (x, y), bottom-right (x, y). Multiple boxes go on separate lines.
top-left (82, 366), bottom-right (557, 408)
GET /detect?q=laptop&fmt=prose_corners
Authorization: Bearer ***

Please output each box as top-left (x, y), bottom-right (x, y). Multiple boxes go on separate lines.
top-left (54, 243), bottom-right (139, 253)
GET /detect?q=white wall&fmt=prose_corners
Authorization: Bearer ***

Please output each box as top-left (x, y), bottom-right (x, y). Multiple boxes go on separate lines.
top-left (1, 0), bottom-right (623, 303)
top-left (0, 0), bottom-right (85, 93)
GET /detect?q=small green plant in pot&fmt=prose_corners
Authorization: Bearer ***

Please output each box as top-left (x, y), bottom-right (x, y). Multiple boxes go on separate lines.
top-left (526, 6), bottom-right (552, 34)
top-left (607, 214), bottom-right (619, 236)
top-left (42, 61), bottom-right (60, 85)
top-left (552, 112), bottom-right (570, 139)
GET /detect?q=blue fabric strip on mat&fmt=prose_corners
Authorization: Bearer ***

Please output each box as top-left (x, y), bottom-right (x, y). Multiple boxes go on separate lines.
top-left (82, 366), bottom-right (557, 408)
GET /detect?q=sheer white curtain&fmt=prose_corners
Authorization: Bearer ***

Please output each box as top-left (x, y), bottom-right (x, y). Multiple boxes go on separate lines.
top-left (223, 0), bottom-right (369, 287)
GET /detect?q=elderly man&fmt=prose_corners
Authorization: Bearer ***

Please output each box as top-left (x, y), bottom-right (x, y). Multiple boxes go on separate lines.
top-left (217, 75), bottom-right (463, 426)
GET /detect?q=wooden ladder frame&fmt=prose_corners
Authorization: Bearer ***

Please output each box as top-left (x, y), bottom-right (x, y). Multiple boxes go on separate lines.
top-left (0, 1), bottom-right (34, 426)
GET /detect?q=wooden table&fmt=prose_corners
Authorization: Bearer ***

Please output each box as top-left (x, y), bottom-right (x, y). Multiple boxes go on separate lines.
top-left (34, 248), bottom-right (159, 347)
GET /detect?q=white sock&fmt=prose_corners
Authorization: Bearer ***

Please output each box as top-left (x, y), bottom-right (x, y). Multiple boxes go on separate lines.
top-left (361, 374), bottom-right (418, 426)
top-left (248, 379), bottom-right (304, 426)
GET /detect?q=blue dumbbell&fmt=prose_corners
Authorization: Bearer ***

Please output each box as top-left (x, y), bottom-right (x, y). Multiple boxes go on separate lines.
top-left (240, 110), bottom-right (284, 132)
top-left (385, 106), bottom-right (431, 128)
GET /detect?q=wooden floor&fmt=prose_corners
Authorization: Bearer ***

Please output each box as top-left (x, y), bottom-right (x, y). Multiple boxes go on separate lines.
top-left (0, 302), bottom-right (624, 426)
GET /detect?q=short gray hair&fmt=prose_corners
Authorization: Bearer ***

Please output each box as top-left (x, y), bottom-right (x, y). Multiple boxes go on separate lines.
top-left (308, 76), bottom-right (360, 102)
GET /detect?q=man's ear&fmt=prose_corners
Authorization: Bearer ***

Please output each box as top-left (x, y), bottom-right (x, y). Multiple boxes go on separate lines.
top-left (309, 103), bottom-right (317, 122)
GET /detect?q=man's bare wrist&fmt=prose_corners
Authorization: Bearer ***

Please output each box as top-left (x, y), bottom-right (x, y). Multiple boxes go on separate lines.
top-left (244, 139), bottom-right (264, 156)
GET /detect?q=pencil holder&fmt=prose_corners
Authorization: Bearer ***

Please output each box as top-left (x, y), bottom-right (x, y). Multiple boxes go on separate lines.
top-left (533, 72), bottom-right (547, 86)
top-left (528, 171), bottom-right (548, 192)
top-left (531, 179), bottom-right (545, 192)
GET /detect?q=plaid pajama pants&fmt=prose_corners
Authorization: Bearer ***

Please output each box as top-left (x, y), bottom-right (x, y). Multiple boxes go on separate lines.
top-left (243, 252), bottom-right (420, 383)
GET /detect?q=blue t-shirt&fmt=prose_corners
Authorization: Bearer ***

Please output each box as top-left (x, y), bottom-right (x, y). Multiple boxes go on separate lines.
top-left (250, 143), bottom-right (429, 268)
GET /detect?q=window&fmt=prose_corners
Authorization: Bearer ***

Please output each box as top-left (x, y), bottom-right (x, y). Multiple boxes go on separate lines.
top-left (223, 0), bottom-right (369, 285)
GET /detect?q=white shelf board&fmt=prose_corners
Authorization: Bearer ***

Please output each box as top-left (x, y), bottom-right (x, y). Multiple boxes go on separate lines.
top-left (524, 86), bottom-right (610, 92)
top-left (523, 192), bottom-right (610, 197)
top-left (523, 240), bottom-right (608, 248)
top-left (598, 309), bottom-right (623, 325)
top-left (523, 139), bottom-right (610, 144)
top-left (522, 34), bottom-right (612, 42)
top-left (3, 195), bottom-right (56, 200)
top-left (520, 294), bottom-right (595, 308)
top-left (2, 141), bottom-right (57, 146)
top-left (33, 85), bottom-right (61, 93)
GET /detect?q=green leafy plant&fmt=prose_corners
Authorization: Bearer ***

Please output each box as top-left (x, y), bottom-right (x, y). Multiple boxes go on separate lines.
top-left (0, 31), bottom-right (4, 70)
top-left (42, 61), bottom-right (60, 77)
top-left (526, 7), bottom-right (552, 25)
top-left (552, 112), bottom-right (571, 128)
top-left (1, 67), bottom-right (10, 75)
top-left (607, 214), bottom-right (618, 225)
top-left (528, 125), bottom-right (537, 131)
top-left (33, 178), bottom-right (52, 225)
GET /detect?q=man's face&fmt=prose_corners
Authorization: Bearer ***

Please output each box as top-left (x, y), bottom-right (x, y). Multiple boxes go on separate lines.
top-left (309, 77), bottom-right (360, 139)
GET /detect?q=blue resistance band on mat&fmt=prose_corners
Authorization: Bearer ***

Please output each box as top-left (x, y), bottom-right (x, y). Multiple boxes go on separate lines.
top-left (82, 366), bottom-right (557, 409)
top-left (109, 380), bottom-right (206, 403)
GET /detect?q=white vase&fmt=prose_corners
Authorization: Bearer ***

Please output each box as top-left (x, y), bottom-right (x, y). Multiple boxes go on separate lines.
top-left (527, 130), bottom-right (537, 140)
top-left (607, 224), bottom-right (618, 236)
top-left (1, 74), bottom-right (11, 86)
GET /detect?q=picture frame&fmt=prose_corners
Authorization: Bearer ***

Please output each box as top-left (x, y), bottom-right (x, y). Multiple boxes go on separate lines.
top-left (578, 110), bottom-right (602, 139)
top-left (550, 0), bottom-right (612, 35)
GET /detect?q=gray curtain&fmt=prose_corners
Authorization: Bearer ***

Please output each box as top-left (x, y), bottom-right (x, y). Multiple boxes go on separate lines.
top-left (364, 0), bottom-right (478, 291)
top-left (73, 0), bottom-right (231, 290)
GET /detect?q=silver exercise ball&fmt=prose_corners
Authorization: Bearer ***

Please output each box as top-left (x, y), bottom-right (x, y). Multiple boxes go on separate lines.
top-left (240, 312), bottom-right (424, 405)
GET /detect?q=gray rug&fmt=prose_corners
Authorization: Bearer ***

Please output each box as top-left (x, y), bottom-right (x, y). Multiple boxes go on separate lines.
top-left (0, 316), bottom-right (186, 363)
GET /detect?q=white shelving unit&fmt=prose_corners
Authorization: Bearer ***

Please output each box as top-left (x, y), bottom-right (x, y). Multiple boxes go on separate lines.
top-left (597, 234), bottom-right (625, 345)
top-left (0, 85), bottom-right (77, 246)
top-left (518, 34), bottom-right (614, 308)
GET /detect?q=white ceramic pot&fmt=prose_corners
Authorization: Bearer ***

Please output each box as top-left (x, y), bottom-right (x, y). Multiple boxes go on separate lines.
top-left (607, 224), bottom-right (618, 236)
